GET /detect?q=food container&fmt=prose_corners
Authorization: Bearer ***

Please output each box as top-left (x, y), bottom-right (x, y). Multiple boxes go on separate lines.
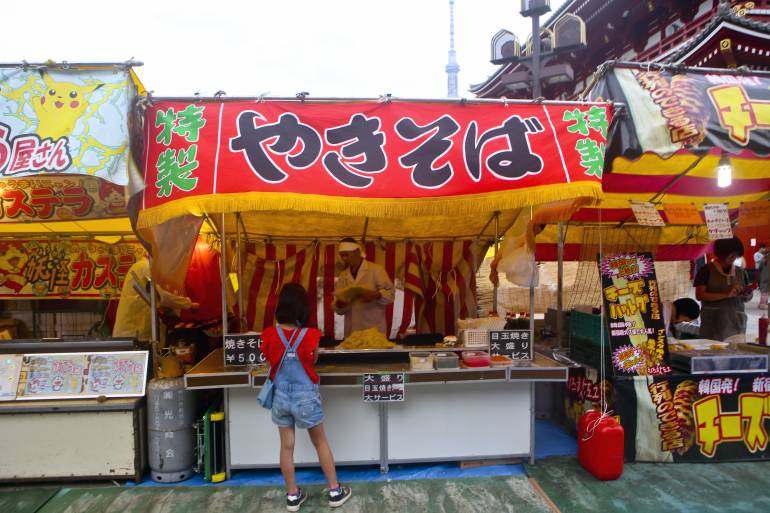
top-left (490, 355), bottom-right (513, 367)
top-left (461, 330), bottom-right (490, 348)
top-left (442, 335), bottom-right (458, 347)
top-left (409, 351), bottom-right (434, 371)
top-left (434, 352), bottom-right (459, 369)
top-left (461, 351), bottom-right (490, 368)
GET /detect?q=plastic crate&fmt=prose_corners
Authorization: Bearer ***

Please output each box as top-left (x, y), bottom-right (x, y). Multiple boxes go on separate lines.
top-left (462, 329), bottom-right (490, 348)
top-left (569, 310), bottom-right (609, 349)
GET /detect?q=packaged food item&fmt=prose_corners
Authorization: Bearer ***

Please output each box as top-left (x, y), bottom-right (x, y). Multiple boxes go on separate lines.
top-left (409, 352), bottom-right (434, 371)
top-left (434, 352), bottom-right (459, 369)
top-left (442, 335), bottom-right (458, 347)
top-left (461, 351), bottom-right (490, 368)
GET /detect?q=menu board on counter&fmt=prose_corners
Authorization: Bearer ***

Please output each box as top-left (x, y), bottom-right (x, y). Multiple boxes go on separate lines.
top-left (224, 333), bottom-right (265, 366)
top-left (86, 352), bottom-right (148, 395)
top-left (21, 354), bottom-right (87, 398)
top-left (363, 373), bottom-right (405, 402)
top-left (599, 252), bottom-right (670, 377)
top-left (5, 350), bottom-right (148, 401)
top-left (489, 330), bottom-right (533, 361)
top-left (0, 355), bottom-right (23, 400)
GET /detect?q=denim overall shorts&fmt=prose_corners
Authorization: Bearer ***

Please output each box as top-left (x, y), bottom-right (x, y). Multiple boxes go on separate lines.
top-left (271, 328), bottom-right (324, 429)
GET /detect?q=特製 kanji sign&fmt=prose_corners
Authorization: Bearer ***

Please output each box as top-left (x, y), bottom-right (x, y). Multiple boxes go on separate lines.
top-left (141, 101), bottom-right (611, 207)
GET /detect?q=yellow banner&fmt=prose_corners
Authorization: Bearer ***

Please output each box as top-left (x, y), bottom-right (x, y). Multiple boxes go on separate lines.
top-left (0, 240), bottom-right (145, 299)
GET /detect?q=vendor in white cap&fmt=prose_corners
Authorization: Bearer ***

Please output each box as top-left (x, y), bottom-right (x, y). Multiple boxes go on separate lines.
top-left (334, 238), bottom-right (395, 337)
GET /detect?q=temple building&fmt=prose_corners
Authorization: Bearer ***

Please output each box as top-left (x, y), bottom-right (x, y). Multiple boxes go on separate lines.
top-left (472, 0), bottom-right (770, 100)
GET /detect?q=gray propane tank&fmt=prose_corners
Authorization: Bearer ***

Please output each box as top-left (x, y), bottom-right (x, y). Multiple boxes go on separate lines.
top-left (147, 377), bottom-right (195, 482)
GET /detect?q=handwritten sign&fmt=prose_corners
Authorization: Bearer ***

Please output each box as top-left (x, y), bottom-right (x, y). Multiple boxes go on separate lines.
top-left (489, 330), bottom-right (533, 360)
top-left (704, 203), bottom-right (733, 240)
top-left (738, 201), bottom-right (770, 228)
top-left (630, 201), bottom-right (665, 226)
top-left (363, 373), bottom-right (405, 402)
top-left (663, 203), bottom-right (703, 225)
top-left (224, 333), bottom-right (265, 366)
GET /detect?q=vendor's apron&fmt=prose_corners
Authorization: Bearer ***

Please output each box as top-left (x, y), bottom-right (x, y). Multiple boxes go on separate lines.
top-left (699, 263), bottom-right (747, 341)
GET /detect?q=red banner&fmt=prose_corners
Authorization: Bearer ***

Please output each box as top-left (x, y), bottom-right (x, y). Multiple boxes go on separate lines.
top-left (141, 101), bottom-right (610, 208)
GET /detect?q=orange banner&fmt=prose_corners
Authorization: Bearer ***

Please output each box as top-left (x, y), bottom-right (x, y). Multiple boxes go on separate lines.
top-left (663, 203), bottom-right (704, 225)
top-left (738, 201), bottom-right (770, 228)
top-left (0, 175), bottom-right (127, 222)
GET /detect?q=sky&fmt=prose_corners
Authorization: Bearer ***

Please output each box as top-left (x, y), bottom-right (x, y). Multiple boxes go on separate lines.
top-left (1, 0), bottom-right (567, 98)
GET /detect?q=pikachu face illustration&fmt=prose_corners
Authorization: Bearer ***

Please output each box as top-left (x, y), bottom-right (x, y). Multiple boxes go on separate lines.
top-left (31, 73), bottom-right (103, 140)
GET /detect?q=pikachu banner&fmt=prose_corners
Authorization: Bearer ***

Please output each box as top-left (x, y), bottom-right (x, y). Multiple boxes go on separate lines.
top-left (0, 68), bottom-right (135, 185)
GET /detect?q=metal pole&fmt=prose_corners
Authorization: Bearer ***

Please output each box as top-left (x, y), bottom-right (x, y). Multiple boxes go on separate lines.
top-left (236, 212), bottom-right (245, 331)
top-left (379, 402), bottom-right (389, 473)
top-left (493, 213), bottom-right (500, 314)
top-left (220, 213), bottom-right (229, 344)
top-left (557, 222), bottom-right (564, 345)
top-left (529, 207), bottom-right (535, 336)
top-left (149, 255), bottom-right (158, 344)
top-left (531, 14), bottom-right (542, 98)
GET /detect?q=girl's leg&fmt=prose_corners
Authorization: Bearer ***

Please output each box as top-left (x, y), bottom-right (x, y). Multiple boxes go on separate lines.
top-left (279, 426), bottom-right (299, 494)
top-left (308, 423), bottom-right (339, 489)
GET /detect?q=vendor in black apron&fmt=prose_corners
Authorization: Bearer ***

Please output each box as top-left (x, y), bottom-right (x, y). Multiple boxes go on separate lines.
top-left (694, 237), bottom-right (753, 341)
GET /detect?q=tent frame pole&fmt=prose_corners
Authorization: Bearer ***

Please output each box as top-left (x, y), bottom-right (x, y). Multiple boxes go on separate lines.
top-left (236, 212), bottom-right (245, 331)
top-left (557, 221), bottom-right (565, 345)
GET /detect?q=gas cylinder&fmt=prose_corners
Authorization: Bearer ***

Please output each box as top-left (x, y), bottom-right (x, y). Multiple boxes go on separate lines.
top-left (759, 315), bottom-right (768, 346)
top-left (147, 377), bottom-right (196, 482)
top-left (578, 409), bottom-right (624, 481)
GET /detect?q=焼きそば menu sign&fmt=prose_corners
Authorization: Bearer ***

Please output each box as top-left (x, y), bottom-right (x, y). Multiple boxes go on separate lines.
top-left (598, 252), bottom-right (670, 376)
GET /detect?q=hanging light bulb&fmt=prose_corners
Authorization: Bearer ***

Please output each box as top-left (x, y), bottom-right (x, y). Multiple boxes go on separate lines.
top-left (716, 152), bottom-right (732, 188)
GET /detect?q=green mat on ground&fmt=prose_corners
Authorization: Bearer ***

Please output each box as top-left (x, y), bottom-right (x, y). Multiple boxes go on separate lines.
top-left (36, 477), bottom-right (551, 513)
top-left (0, 487), bottom-right (59, 513)
top-left (525, 456), bottom-right (770, 513)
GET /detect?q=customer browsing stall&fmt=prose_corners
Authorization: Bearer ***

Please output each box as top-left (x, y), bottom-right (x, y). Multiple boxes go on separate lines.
top-left (259, 284), bottom-right (352, 511)
top-left (333, 238), bottom-right (394, 337)
top-left (694, 237), bottom-right (754, 341)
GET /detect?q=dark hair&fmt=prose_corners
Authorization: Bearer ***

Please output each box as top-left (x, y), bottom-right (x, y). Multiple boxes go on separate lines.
top-left (673, 298), bottom-right (700, 321)
top-left (275, 283), bottom-right (310, 327)
top-left (713, 237), bottom-right (744, 259)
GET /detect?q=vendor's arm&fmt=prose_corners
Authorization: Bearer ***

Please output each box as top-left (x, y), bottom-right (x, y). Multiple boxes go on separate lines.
top-left (333, 274), bottom-right (352, 314)
top-left (373, 265), bottom-right (395, 305)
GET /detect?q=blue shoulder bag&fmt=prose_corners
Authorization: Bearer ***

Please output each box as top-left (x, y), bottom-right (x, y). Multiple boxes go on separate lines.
top-left (257, 327), bottom-right (307, 409)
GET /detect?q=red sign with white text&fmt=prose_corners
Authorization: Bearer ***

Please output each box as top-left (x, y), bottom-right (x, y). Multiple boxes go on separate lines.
top-left (141, 101), bottom-right (610, 207)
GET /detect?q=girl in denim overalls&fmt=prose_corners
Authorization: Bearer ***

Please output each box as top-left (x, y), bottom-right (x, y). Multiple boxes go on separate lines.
top-left (261, 283), bottom-right (351, 511)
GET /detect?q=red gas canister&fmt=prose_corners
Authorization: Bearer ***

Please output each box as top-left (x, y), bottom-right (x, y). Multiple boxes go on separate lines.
top-left (578, 410), bottom-right (624, 481)
top-left (759, 316), bottom-right (768, 346)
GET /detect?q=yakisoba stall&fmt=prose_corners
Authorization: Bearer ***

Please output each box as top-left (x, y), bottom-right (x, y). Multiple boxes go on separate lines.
top-left (132, 96), bottom-right (611, 473)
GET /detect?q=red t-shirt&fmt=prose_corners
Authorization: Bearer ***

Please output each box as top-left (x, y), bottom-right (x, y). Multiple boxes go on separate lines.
top-left (260, 326), bottom-right (320, 384)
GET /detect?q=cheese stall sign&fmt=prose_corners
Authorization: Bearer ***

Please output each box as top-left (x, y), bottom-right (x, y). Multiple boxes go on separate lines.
top-left (141, 100), bottom-right (610, 209)
top-left (599, 252), bottom-right (670, 376)
top-left (0, 68), bottom-right (134, 185)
